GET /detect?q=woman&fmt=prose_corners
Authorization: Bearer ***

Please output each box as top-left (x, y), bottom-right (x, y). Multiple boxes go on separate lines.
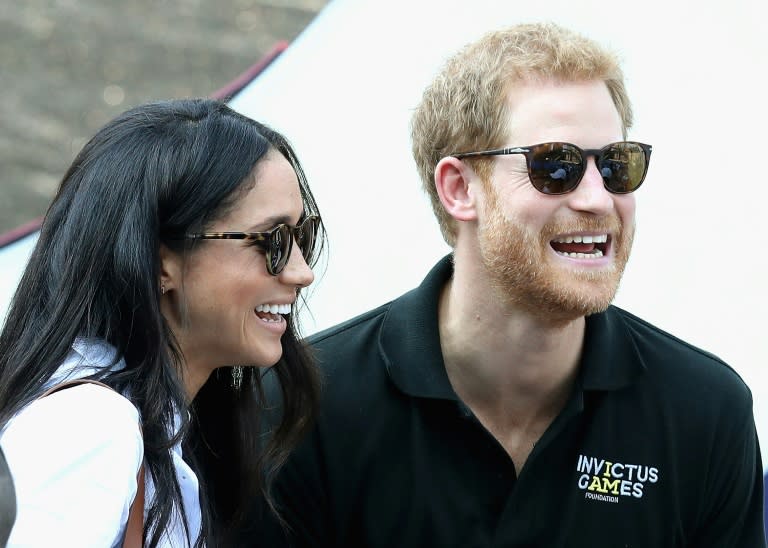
top-left (0, 98), bottom-right (324, 546)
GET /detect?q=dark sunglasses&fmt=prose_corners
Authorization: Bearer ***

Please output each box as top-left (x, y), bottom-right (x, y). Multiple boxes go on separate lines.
top-left (452, 141), bottom-right (652, 195)
top-left (179, 215), bottom-right (320, 276)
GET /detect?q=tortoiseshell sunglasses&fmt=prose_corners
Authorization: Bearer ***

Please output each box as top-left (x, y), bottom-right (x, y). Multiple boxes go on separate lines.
top-left (177, 215), bottom-right (320, 275)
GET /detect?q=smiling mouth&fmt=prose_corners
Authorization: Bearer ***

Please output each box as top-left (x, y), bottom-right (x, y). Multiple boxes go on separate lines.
top-left (255, 303), bottom-right (291, 323)
top-left (550, 234), bottom-right (610, 259)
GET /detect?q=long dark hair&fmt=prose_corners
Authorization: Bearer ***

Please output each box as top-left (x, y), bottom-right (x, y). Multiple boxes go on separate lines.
top-left (0, 98), bottom-right (323, 546)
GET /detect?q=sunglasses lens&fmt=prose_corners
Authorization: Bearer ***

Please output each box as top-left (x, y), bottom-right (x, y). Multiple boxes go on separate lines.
top-left (528, 143), bottom-right (584, 194)
top-left (268, 225), bottom-right (291, 275)
top-left (598, 142), bottom-right (648, 193)
top-left (298, 216), bottom-right (318, 263)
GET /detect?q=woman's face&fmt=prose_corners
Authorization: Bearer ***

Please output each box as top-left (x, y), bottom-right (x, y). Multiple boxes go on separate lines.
top-left (161, 150), bottom-right (315, 395)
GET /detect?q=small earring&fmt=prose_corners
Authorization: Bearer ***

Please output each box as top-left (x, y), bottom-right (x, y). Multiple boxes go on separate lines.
top-left (161, 283), bottom-right (166, 295)
top-left (232, 366), bottom-right (243, 390)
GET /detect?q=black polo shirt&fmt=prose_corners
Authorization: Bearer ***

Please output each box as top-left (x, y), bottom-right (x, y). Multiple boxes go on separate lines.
top-left (254, 255), bottom-right (765, 547)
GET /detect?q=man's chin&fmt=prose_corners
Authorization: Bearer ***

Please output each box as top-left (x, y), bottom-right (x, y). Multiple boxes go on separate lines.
top-left (560, 288), bottom-right (617, 317)
top-left (511, 279), bottom-right (620, 325)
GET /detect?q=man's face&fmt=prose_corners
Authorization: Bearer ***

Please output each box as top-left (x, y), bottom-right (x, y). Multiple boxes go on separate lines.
top-left (476, 79), bottom-right (636, 323)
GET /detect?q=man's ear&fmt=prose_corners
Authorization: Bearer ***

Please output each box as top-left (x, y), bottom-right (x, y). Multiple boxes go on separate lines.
top-left (434, 156), bottom-right (478, 222)
top-left (159, 244), bottom-right (182, 294)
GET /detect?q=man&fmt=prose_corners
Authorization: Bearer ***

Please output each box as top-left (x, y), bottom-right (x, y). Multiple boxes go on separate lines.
top-left (253, 22), bottom-right (765, 547)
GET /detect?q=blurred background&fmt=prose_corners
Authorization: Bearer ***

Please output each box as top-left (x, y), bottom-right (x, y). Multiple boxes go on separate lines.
top-left (0, 0), bottom-right (328, 235)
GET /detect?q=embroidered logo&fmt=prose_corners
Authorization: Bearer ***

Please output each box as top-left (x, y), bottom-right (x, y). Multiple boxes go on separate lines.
top-left (576, 454), bottom-right (659, 504)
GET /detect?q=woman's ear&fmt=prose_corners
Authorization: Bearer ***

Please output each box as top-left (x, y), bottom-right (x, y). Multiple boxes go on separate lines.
top-left (159, 244), bottom-right (182, 295)
top-left (434, 156), bottom-right (478, 222)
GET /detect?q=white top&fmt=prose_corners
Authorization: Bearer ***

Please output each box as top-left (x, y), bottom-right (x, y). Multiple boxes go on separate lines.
top-left (0, 338), bottom-right (202, 547)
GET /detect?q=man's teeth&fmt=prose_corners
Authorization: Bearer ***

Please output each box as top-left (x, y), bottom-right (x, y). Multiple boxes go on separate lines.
top-left (555, 250), bottom-right (604, 259)
top-left (552, 234), bottom-right (608, 244)
top-left (255, 303), bottom-right (292, 315)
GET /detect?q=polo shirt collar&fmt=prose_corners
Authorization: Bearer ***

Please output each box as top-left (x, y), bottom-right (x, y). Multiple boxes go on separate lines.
top-left (380, 255), bottom-right (646, 399)
top-left (580, 306), bottom-right (647, 390)
top-left (380, 255), bottom-right (457, 400)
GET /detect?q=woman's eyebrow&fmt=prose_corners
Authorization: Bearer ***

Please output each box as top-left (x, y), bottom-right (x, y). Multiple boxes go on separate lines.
top-left (245, 213), bottom-right (302, 231)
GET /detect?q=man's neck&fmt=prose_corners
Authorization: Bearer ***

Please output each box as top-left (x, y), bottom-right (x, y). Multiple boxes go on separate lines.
top-left (439, 275), bottom-right (584, 413)
top-left (438, 268), bottom-right (585, 469)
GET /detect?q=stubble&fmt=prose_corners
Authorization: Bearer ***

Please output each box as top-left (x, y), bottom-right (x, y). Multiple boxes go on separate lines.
top-left (477, 190), bottom-right (634, 324)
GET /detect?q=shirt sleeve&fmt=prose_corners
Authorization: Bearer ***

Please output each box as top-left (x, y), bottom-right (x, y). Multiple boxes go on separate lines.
top-left (0, 383), bottom-right (143, 548)
top-left (690, 391), bottom-right (766, 547)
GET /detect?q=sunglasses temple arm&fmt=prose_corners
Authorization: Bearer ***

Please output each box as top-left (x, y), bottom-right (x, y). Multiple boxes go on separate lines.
top-left (454, 147), bottom-right (528, 159)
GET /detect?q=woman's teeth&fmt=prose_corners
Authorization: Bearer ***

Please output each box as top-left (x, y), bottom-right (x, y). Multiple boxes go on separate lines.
top-left (255, 303), bottom-right (291, 314)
